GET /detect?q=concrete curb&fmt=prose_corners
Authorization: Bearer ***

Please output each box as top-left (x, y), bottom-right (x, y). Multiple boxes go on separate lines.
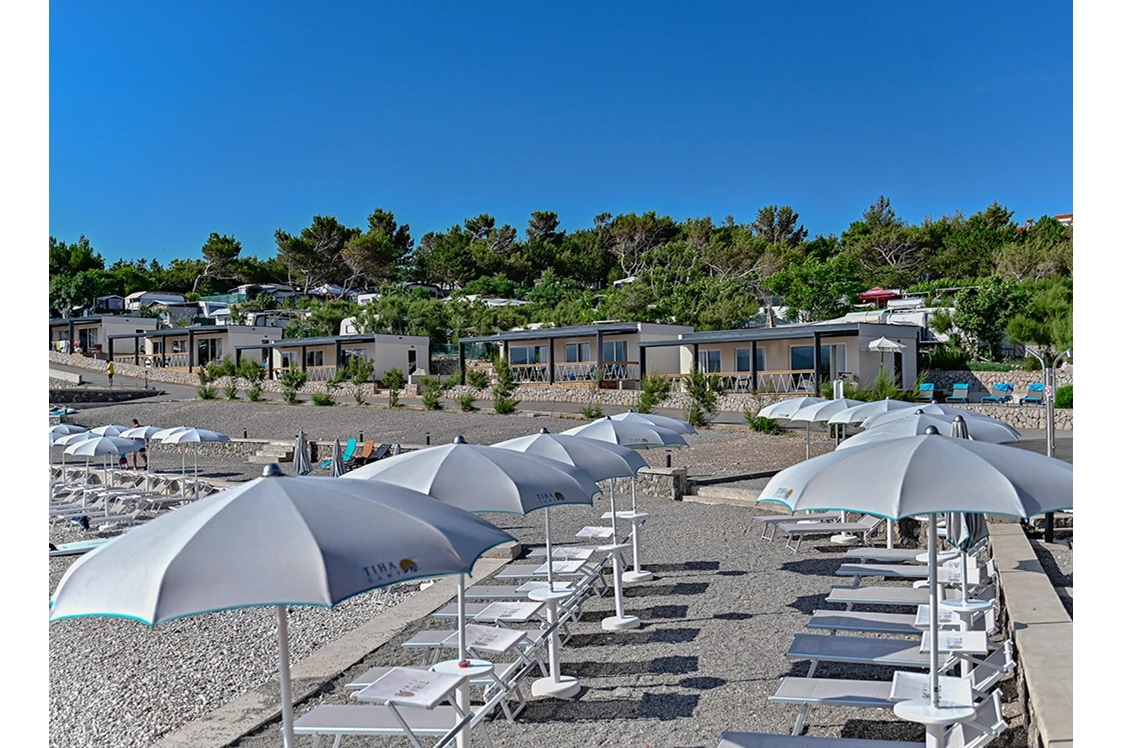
top-left (989, 523), bottom-right (1072, 748)
top-left (151, 558), bottom-right (508, 748)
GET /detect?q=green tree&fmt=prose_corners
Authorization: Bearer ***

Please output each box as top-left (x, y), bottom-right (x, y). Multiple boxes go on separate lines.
top-left (193, 233), bottom-right (243, 293)
top-left (420, 374), bottom-right (446, 410)
top-left (382, 366), bottom-right (406, 408)
top-left (344, 356), bottom-right (375, 405)
top-left (343, 208), bottom-right (413, 290)
top-left (764, 254), bottom-right (864, 322)
top-left (275, 215), bottom-right (359, 290)
top-left (952, 276), bottom-right (1031, 360)
top-left (491, 355), bottom-right (520, 414)
top-left (635, 373), bottom-right (672, 414)
top-left (1005, 277), bottom-right (1073, 359)
top-left (49, 235), bottom-right (105, 276)
top-left (238, 356), bottom-right (266, 401)
top-left (681, 367), bottom-right (723, 428)
top-left (280, 368), bottom-right (308, 405)
top-left (993, 216), bottom-right (1072, 281)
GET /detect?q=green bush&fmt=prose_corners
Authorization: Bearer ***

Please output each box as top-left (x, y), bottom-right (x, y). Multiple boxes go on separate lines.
top-left (457, 392), bottom-right (477, 412)
top-left (744, 408), bottom-right (783, 434)
top-left (238, 357), bottom-right (266, 402)
top-left (580, 404), bottom-right (604, 420)
top-left (923, 345), bottom-right (968, 371)
top-left (280, 368), bottom-right (308, 405)
top-left (466, 368), bottom-right (490, 390)
top-left (681, 367), bottom-right (723, 428)
top-left (344, 357), bottom-right (375, 405)
top-left (382, 367), bottom-right (406, 408)
top-left (1055, 384), bottom-right (1072, 409)
top-left (311, 391), bottom-right (335, 406)
top-left (636, 373), bottom-right (672, 414)
top-left (246, 385), bottom-right (263, 402)
top-left (196, 385), bottom-right (217, 400)
top-left (491, 356), bottom-right (520, 415)
top-left (966, 362), bottom-right (1014, 372)
top-left (420, 375), bottom-right (445, 410)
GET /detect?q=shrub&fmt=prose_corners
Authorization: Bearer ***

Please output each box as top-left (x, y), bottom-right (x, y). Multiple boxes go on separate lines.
top-left (1055, 384), bottom-right (1072, 409)
top-left (467, 368), bottom-right (491, 390)
top-left (197, 385), bottom-right (217, 400)
top-left (923, 345), bottom-right (969, 371)
top-left (580, 404), bottom-right (604, 420)
top-left (491, 356), bottom-right (520, 415)
top-left (345, 357), bottom-right (375, 405)
top-left (280, 368), bottom-right (308, 405)
top-left (238, 357), bottom-right (266, 402)
top-left (197, 363), bottom-right (218, 400)
top-left (457, 392), bottom-right (477, 412)
top-left (420, 375), bottom-right (445, 410)
top-left (382, 367), bottom-right (406, 408)
top-left (744, 408), bottom-right (783, 435)
top-left (636, 373), bottom-right (672, 414)
top-left (966, 361), bottom-right (1014, 372)
top-left (246, 385), bottom-right (263, 402)
top-left (311, 391), bottom-right (335, 406)
top-left (681, 367), bottom-right (723, 427)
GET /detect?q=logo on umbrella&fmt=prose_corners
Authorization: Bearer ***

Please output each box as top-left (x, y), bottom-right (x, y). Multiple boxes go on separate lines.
top-left (363, 558), bottom-right (420, 583)
top-left (399, 558), bottom-right (418, 573)
top-left (767, 487), bottom-right (794, 500)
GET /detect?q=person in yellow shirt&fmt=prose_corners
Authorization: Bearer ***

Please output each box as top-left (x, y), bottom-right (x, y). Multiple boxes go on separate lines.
top-left (107, 360), bottom-right (115, 388)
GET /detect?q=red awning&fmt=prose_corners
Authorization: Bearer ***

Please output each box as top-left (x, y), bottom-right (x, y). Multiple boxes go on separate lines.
top-left (858, 287), bottom-right (899, 302)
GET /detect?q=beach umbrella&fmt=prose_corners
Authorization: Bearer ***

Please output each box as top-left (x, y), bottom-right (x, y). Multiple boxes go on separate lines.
top-left (90, 424), bottom-right (132, 437)
top-left (120, 425), bottom-right (164, 440)
top-left (330, 439), bottom-right (345, 478)
top-left (786, 398), bottom-right (865, 459)
top-left (826, 398), bottom-right (914, 426)
top-left (64, 435), bottom-right (144, 484)
top-left (758, 428), bottom-right (1073, 708)
top-left (757, 396), bottom-right (826, 421)
top-left (868, 337), bottom-right (906, 370)
top-left (837, 412), bottom-right (1020, 450)
top-left (50, 465), bottom-right (515, 748)
top-left (862, 404), bottom-right (1013, 430)
top-left (160, 428), bottom-right (230, 497)
top-left (151, 425), bottom-right (193, 441)
top-left (608, 410), bottom-right (697, 435)
top-left (52, 429), bottom-right (98, 477)
top-left (345, 437), bottom-right (600, 663)
top-left (293, 431), bottom-right (312, 476)
top-left (49, 424), bottom-right (89, 437)
top-left (946, 417), bottom-right (991, 606)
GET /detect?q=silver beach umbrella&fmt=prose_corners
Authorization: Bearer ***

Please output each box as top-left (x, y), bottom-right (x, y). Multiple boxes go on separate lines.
top-left (838, 412), bottom-right (1020, 450)
top-left (293, 431), bottom-right (312, 476)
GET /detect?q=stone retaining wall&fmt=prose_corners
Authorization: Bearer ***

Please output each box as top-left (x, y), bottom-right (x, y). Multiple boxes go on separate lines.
top-left (50, 388), bottom-right (167, 404)
top-left (926, 367), bottom-right (1073, 399)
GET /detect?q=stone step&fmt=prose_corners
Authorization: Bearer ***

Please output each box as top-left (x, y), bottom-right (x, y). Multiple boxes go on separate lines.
top-left (686, 485), bottom-right (762, 504)
top-left (249, 452), bottom-right (293, 464)
top-left (260, 442), bottom-right (295, 455)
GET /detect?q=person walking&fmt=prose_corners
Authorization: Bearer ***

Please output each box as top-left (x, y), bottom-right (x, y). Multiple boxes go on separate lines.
top-left (106, 360), bottom-right (115, 388)
top-left (130, 418), bottom-right (149, 469)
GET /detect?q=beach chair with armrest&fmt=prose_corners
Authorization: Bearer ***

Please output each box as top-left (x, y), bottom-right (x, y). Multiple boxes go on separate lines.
top-left (778, 515), bottom-right (885, 553)
top-left (370, 443), bottom-right (393, 462)
top-left (753, 511), bottom-right (842, 542)
top-left (945, 383), bottom-right (970, 404)
top-left (917, 382), bottom-right (936, 403)
top-left (353, 440), bottom-right (376, 465)
top-left (319, 438), bottom-right (359, 468)
top-left (980, 383), bottom-right (1014, 405)
top-left (1019, 383), bottom-right (1044, 405)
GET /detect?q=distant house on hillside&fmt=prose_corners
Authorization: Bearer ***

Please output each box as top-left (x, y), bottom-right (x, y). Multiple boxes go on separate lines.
top-left (125, 291), bottom-right (186, 311)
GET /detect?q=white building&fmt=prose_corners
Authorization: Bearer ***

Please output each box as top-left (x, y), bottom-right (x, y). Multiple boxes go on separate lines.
top-left (124, 291), bottom-right (187, 311)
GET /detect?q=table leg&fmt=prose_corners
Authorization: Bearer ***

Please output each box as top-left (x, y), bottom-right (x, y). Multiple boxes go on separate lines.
top-left (621, 519), bottom-right (652, 584)
top-left (530, 598), bottom-right (580, 698)
top-left (602, 549), bottom-right (640, 630)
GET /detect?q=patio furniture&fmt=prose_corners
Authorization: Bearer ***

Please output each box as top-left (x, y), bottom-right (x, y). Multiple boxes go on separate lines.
top-left (917, 383), bottom-right (936, 403)
top-left (1019, 383), bottom-right (1045, 405)
top-left (980, 383), bottom-right (1014, 405)
top-left (753, 512), bottom-right (841, 542)
top-left (778, 515), bottom-right (884, 553)
top-left (945, 383), bottom-right (970, 404)
top-left (319, 438), bottom-right (357, 468)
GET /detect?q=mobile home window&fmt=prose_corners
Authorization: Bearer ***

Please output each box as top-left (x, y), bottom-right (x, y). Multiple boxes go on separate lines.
top-left (700, 350), bottom-right (721, 373)
top-left (509, 345), bottom-right (545, 366)
top-left (305, 349), bottom-right (324, 367)
top-left (565, 343), bottom-right (591, 362)
top-left (602, 340), bottom-right (628, 362)
top-left (736, 348), bottom-right (766, 372)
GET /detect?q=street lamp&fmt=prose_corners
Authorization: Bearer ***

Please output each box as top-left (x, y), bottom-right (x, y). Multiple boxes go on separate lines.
top-left (1024, 346), bottom-right (1072, 542)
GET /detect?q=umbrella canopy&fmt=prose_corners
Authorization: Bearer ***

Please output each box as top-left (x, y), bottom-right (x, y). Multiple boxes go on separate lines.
top-left (826, 398), bottom-right (914, 426)
top-left (837, 413), bottom-right (1020, 450)
top-left (345, 438), bottom-right (601, 515)
top-left (330, 439), bottom-right (345, 477)
top-left (608, 411), bottom-right (697, 435)
top-left (151, 425), bottom-right (193, 441)
top-left (64, 435), bottom-right (145, 457)
top-left (120, 425), bottom-right (164, 440)
top-left (758, 430), bottom-right (1072, 521)
top-left (862, 404), bottom-right (1011, 430)
top-left (757, 396), bottom-right (826, 420)
top-left (786, 398), bottom-right (866, 424)
top-left (160, 428), bottom-right (230, 445)
top-left (90, 425), bottom-right (133, 437)
top-left (49, 424), bottom-right (89, 437)
top-left (561, 417), bottom-right (688, 449)
top-left (867, 337), bottom-right (906, 353)
top-left (50, 466), bottom-right (515, 748)
top-left (492, 429), bottom-right (648, 482)
top-left (52, 430), bottom-right (98, 447)
top-left (293, 431), bottom-right (312, 476)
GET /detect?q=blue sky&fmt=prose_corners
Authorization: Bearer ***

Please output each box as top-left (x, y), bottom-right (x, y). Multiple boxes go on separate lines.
top-left (49, 1), bottom-right (1073, 264)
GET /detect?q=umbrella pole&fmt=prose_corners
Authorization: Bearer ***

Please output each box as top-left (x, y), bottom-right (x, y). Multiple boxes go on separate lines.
top-left (927, 515), bottom-right (939, 707)
top-left (609, 479), bottom-right (618, 543)
top-left (545, 507), bottom-right (555, 592)
top-left (457, 574), bottom-right (467, 666)
top-left (276, 606), bottom-right (296, 748)
top-left (194, 444), bottom-right (199, 499)
top-left (631, 477), bottom-right (638, 513)
top-left (181, 449), bottom-right (186, 498)
top-left (806, 423), bottom-right (811, 461)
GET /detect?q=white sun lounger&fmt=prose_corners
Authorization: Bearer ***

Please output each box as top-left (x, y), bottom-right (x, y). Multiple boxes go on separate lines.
top-left (779, 515), bottom-right (885, 552)
top-left (805, 610), bottom-right (929, 636)
top-left (754, 512), bottom-right (843, 542)
top-left (717, 733), bottom-right (919, 748)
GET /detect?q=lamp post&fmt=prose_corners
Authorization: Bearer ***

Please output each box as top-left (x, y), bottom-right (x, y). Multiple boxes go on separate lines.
top-left (1025, 346), bottom-right (1072, 542)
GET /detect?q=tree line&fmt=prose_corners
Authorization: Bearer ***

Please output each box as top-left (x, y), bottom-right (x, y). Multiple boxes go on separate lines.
top-left (49, 197), bottom-right (1073, 360)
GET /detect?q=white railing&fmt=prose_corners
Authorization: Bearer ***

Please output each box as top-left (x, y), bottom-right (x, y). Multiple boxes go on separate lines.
top-left (304, 365), bottom-right (338, 382)
top-left (148, 353), bottom-right (189, 369)
top-left (670, 369), bottom-right (817, 394)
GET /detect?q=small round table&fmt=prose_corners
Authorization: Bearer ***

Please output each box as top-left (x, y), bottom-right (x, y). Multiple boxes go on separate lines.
top-left (893, 699), bottom-right (978, 748)
top-left (527, 587), bottom-right (581, 698)
top-left (598, 542), bottom-right (640, 631)
top-left (615, 511), bottom-right (653, 584)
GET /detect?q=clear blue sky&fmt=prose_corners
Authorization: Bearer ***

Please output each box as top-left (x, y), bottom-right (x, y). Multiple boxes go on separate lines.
top-left (50, 1), bottom-right (1073, 264)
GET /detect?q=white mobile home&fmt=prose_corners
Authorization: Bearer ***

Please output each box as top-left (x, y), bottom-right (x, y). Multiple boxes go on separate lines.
top-left (50, 316), bottom-right (159, 356)
top-left (236, 334), bottom-right (430, 383)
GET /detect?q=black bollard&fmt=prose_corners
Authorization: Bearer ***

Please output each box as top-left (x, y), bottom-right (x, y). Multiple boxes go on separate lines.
top-left (243, 430), bottom-right (247, 439)
top-left (426, 433), bottom-right (431, 446)
top-left (359, 431), bottom-right (364, 442)
top-left (665, 450), bottom-right (672, 468)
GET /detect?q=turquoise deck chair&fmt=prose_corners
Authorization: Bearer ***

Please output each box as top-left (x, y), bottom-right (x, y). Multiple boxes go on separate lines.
top-left (981, 382), bottom-right (1014, 404)
top-left (1020, 383), bottom-right (1045, 405)
top-left (320, 438), bottom-right (358, 468)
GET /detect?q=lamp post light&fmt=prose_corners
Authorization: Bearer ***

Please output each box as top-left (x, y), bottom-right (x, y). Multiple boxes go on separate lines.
top-left (1025, 346), bottom-right (1072, 542)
